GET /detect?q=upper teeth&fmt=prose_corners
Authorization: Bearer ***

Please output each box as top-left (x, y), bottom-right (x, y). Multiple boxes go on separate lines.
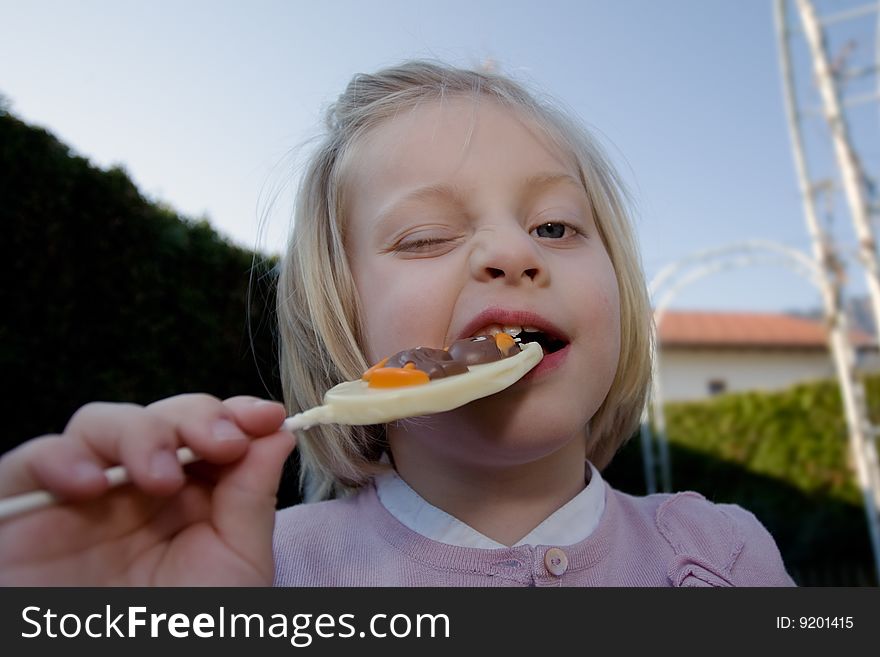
top-left (471, 324), bottom-right (541, 338)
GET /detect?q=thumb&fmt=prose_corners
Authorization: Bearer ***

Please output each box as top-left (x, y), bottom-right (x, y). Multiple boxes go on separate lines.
top-left (209, 427), bottom-right (297, 582)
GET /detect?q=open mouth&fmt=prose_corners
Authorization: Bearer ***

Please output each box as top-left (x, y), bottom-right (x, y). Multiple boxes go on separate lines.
top-left (514, 329), bottom-right (568, 355)
top-left (470, 325), bottom-right (569, 355)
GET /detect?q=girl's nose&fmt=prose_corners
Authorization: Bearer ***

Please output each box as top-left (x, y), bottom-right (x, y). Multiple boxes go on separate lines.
top-left (469, 226), bottom-right (550, 287)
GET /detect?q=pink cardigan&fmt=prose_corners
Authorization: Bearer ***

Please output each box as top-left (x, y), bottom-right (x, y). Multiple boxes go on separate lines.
top-left (272, 480), bottom-right (795, 587)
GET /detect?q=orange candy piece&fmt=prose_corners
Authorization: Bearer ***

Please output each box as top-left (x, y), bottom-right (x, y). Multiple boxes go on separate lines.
top-left (361, 357), bottom-right (389, 382)
top-left (362, 356), bottom-right (429, 388)
top-left (367, 367), bottom-right (430, 388)
top-left (494, 332), bottom-right (517, 356)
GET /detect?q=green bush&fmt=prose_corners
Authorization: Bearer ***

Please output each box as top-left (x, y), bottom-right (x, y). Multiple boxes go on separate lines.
top-left (0, 112), bottom-right (298, 504)
top-left (665, 379), bottom-right (859, 504)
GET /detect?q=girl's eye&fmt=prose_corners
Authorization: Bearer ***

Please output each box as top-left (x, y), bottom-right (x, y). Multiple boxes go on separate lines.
top-left (395, 237), bottom-right (450, 252)
top-left (532, 222), bottom-right (569, 239)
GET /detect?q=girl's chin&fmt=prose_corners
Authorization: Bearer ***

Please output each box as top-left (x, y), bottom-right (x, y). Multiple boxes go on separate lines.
top-left (432, 403), bottom-right (589, 446)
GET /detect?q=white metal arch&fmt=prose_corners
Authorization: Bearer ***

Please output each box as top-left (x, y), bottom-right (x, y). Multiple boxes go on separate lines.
top-left (644, 241), bottom-right (826, 495)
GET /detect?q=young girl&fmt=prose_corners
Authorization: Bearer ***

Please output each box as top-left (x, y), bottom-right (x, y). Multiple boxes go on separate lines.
top-left (0, 61), bottom-right (794, 586)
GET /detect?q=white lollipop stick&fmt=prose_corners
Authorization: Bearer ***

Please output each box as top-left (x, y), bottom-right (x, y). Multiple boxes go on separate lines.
top-left (0, 342), bottom-right (542, 521)
top-left (0, 447), bottom-right (205, 519)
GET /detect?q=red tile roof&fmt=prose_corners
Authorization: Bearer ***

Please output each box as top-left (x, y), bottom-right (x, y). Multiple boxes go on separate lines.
top-left (657, 311), bottom-right (875, 349)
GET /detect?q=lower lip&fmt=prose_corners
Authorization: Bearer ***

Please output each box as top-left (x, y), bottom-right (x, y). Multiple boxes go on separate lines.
top-left (520, 343), bottom-right (570, 381)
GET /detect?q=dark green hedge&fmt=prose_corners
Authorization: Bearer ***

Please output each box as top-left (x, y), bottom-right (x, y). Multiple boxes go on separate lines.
top-left (0, 111), bottom-right (300, 505)
top-left (665, 379), bottom-right (859, 504)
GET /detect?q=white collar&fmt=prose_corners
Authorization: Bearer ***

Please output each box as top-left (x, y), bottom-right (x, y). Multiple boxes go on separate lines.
top-left (374, 460), bottom-right (605, 548)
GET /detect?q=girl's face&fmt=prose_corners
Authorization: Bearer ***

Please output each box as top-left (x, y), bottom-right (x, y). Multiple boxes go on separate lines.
top-left (345, 98), bottom-right (621, 466)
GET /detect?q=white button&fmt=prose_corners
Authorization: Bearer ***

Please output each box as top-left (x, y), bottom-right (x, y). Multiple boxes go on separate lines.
top-left (544, 547), bottom-right (568, 576)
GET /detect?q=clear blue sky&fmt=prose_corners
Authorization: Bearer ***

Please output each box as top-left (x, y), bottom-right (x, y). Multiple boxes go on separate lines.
top-left (2, 0), bottom-right (877, 312)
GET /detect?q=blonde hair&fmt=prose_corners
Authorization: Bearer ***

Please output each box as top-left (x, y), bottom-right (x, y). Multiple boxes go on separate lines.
top-left (276, 60), bottom-right (653, 502)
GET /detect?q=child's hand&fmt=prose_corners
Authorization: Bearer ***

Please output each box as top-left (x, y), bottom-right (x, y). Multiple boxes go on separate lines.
top-left (0, 394), bottom-right (296, 586)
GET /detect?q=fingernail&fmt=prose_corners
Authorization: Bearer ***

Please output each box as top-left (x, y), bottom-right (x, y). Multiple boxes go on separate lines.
top-left (149, 450), bottom-right (182, 480)
top-left (211, 418), bottom-right (244, 442)
top-left (255, 400), bottom-right (280, 408)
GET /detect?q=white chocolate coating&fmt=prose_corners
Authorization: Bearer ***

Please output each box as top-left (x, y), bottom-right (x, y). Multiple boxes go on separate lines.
top-left (285, 341), bottom-right (543, 429)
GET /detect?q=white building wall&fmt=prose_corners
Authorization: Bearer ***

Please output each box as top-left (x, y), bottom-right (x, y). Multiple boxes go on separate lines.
top-left (658, 349), bottom-right (835, 402)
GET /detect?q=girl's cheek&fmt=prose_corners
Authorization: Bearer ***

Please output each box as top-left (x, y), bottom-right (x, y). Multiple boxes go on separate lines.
top-left (360, 279), bottom-right (443, 360)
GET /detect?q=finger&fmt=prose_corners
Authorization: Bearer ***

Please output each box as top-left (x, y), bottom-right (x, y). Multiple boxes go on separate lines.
top-left (144, 394), bottom-right (288, 469)
top-left (145, 393), bottom-right (265, 468)
top-left (181, 396), bottom-right (293, 489)
top-left (0, 435), bottom-right (110, 500)
top-left (221, 396), bottom-right (289, 437)
top-left (65, 402), bottom-right (185, 496)
top-left (210, 428), bottom-right (297, 581)
top-left (150, 395), bottom-right (295, 582)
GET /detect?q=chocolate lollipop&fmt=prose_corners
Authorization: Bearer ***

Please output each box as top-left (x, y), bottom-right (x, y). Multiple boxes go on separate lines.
top-left (294, 335), bottom-right (541, 426)
top-left (0, 336), bottom-right (542, 520)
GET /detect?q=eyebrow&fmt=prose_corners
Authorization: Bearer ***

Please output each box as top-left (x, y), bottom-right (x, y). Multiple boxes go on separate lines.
top-left (522, 172), bottom-right (582, 192)
top-left (374, 171), bottom-right (584, 229)
top-left (372, 183), bottom-right (467, 233)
